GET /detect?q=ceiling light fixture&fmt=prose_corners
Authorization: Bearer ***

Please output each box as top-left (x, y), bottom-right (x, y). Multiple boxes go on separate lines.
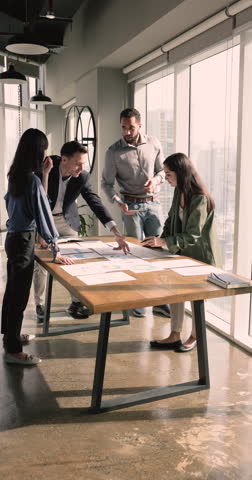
top-left (6, 31), bottom-right (49, 55)
top-left (0, 64), bottom-right (27, 84)
top-left (40, 0), bottom-right (72, 22)
top-left (30, 89), bottom-right (52, 104)
top-left (6, 0), bottom-right (49, 56)
top-left (44, 11), bottom-right (55, 20)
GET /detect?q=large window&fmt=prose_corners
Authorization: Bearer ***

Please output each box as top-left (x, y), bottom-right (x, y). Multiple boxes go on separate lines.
top-left (0, 76), bottom-right (45, 240)
top-left (135, 72), bottom-right (174, 217)
top-left (190, 45), bottom-right (240, 326)
top-left (4, 84), bottom-right (19, 106)
top-left (5, 108), bottom-right (20, 175)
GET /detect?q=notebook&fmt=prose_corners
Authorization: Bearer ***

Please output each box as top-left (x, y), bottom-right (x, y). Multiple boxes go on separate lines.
top-left (207, 272), bottom-right (251, 289)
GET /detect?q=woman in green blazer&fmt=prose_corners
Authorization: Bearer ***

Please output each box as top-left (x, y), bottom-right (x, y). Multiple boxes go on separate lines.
top-left (142, 152), bottom-right (220, 352)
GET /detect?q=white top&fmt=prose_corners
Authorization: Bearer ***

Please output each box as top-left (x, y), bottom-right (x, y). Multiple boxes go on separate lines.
top-left (52, 169), bottom-right (71, 214)
top-left (179, 206), bottom-right (184, 222)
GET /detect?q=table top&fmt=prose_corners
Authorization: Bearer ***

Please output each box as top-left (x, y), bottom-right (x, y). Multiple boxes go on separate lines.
top-left (35, 236), bottom-right (252, 314)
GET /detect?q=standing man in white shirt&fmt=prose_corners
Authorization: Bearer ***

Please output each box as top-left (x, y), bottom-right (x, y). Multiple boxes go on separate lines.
top-left (101, 107), bottom-right (170, 318)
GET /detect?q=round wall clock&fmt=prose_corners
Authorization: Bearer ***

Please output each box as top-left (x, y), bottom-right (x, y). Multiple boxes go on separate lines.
top-left (64, 105), bottom-right (96, 174)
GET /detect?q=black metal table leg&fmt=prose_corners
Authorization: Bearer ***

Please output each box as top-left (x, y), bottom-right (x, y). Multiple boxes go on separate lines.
top-left (193, 299), bottom-right (210, 386)
top-left (88, 301), bottom-right (210, 413)
top-left (43, 273), bottom-right (53, 335)
top-left (89, 312), bottom-right (111, 413)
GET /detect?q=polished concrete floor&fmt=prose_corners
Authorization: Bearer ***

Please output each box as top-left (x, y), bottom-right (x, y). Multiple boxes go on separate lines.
top-left (0, 249), bottom-right (252, 480)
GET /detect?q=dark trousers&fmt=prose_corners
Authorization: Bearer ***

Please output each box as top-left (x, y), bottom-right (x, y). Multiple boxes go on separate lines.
top-left (1, 231), bottom-right (35, 353)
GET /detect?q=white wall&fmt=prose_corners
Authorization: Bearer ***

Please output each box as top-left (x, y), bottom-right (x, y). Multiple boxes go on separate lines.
top-left (46, 105), bottom-right (65, 156)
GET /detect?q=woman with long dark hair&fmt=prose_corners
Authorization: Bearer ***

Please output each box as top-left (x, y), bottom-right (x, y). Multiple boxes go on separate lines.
top-left (142, 153), bottom-right (220, 352)
top-left (1, 128), bottom-right (72, 366)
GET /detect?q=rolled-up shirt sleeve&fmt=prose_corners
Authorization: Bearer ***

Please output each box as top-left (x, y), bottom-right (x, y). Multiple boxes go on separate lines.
top-left (153, 138), bottom-right (165, 185)
top-left (31, 176), bottom-right (59, 245)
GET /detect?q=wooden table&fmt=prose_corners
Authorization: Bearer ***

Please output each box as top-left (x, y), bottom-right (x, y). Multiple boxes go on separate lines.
top-left (35, 236), bottom-right (252, 413)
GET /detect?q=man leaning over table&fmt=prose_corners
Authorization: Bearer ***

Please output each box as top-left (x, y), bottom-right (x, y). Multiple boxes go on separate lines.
top-left (34, 140), bottom-right (129, 322)
top-left (101, 107), bottom-right (170, 318)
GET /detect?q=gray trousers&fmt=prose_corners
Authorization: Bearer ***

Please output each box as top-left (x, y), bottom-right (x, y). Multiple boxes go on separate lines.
top-left (33, 214), bottom-right (78, 305)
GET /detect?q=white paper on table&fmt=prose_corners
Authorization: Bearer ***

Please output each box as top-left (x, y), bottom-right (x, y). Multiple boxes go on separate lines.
top-left (94, 242), bottom-right (155, 258)
top-left (67, 252), bottom-right (102, 260)
top-left (151, 259), bottom-right (202, 269)
top-left (104, 254), bottom-right (144, 261)
top-left (116, 241), bottom-right (178, 259)
top-left (57, 236), bottom-right (102, 244)
top-left (61, 260), bottom-right (124, 276)
top-left (104, 254), bottom-right (133, 260)
top-left (102, 252), bottom-right (134, 259)
top-left (77, 271), bottom-right (136, 285)
top-left (94, 246), bottom-right (138, 260)
top-left (171, 265), bottom-right (223, 276)
top-left (83, 241), bottom-right (107, 249)
top-left (73, 240), bottom-right (106, 249)
top-left (93, 246), bottom-right (129, 256)
top-left (60, 246), bottom-right (93, 255)
top-left (61, 258), bottom-right (148, 276)
top-left (91, 241), bottom-right (176, 259)
top-left (96, 259), bottom-right (147, 270)
top-left (128, 263), bottom-right (165, 273)
top-left (61, 262), bottom-right (104, 276)
top-left (60, 249), bottom-right (81, 255)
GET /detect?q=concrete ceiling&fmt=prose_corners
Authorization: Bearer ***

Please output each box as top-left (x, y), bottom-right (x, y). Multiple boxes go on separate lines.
top-left (0, 0), bottom-right (84, 63)
top-left (98, 0), bottom-right (233, 69)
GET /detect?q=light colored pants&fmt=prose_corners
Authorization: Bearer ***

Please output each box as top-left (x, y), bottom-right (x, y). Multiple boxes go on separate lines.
top-left (33, 214), bottom-right (78, 306)
top-left (170, 302), bottom-right (196, 338)
top-left (122, 199), bottom-right (163, 240)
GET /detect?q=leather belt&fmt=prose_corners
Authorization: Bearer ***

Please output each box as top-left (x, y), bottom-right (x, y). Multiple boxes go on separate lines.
top-left (124, 195), bottom-right (158, 203)
top-left (52, 213), bottom-right (63, 217)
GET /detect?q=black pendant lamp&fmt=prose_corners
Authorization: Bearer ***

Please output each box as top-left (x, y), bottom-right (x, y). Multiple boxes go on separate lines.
top-left (30, 89), bottom-right (52, 104)
top-left (0, 64), bottom-right (27, 84)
